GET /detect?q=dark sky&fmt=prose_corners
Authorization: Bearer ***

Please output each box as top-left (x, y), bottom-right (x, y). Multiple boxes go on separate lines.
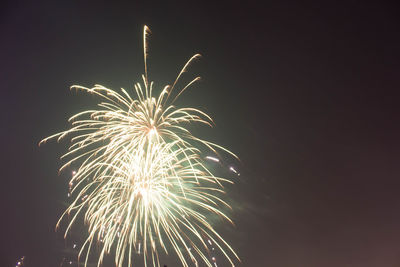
top-left (2, 1), bottom-right (400, 266)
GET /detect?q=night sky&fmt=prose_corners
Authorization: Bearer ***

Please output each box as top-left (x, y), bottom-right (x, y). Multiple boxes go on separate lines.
top-left (2, 1), bottom-right (400, 266)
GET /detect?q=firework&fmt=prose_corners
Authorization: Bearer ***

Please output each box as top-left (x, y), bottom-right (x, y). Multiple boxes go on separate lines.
top-left (41, 25), bottom-right (239, 267)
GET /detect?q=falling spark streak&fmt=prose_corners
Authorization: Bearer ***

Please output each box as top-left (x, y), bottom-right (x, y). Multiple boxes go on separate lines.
top-left (40, 25), bottom-right (239, 267)
top-left (205, 156), bottom-right (220, 163)
top-left (229, 167), bottom-right (237, 174)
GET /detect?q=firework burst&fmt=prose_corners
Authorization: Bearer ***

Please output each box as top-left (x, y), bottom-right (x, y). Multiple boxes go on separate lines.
top-left (41, 25), bottom-right (239, 267)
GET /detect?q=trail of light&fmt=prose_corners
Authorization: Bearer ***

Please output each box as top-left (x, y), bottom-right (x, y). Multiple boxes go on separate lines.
top-left (206, 156), bottom-right (220, 163)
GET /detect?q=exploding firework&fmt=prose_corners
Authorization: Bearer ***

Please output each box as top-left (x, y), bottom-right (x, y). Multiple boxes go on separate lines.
top-left (41, 25), bottom-right (239, 267)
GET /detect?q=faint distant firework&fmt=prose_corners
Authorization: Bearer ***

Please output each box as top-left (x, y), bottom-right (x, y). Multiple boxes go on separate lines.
top-left (15, 256), bottom-right (25, 267)
top-left (41, 26), bottom-right (240, 267)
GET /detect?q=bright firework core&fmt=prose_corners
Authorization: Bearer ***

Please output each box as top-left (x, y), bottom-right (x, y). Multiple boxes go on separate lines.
top-left (40, 25), bottom-right (239, 267)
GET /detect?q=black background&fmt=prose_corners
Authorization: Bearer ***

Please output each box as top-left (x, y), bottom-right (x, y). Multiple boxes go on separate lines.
top-left (2, 1), bottom-right (400, 266)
